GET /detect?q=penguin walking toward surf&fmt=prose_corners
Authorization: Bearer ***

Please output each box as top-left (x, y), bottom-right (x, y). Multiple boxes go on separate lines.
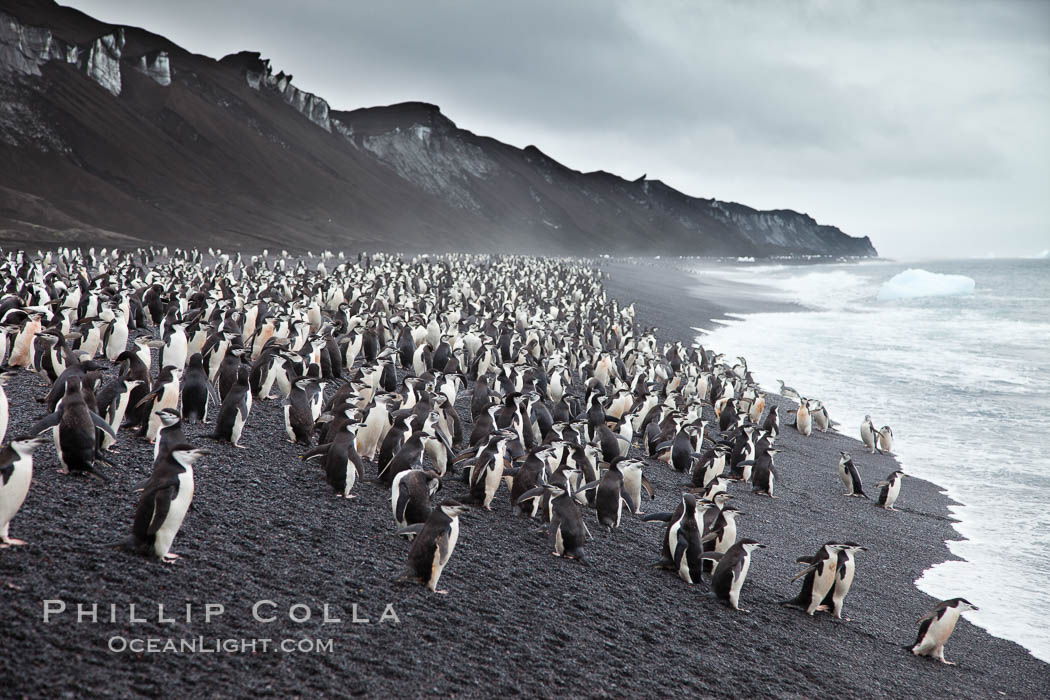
top-left (908, 598), bottom-right (979, 665)
top-left (877, 470), bottom-right (906, 510)
top-left (877, 425), bottom-right (894, 453)
top-left (861, 415), bottom-right (880, 453)
top-left (838, 452), bottom-right (869, 498)
top-left (795, 400), bottom-right (812, 437)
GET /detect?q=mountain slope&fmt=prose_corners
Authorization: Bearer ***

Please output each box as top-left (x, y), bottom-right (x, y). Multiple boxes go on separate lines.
top-left (0, 0), bottom-right (877, 256)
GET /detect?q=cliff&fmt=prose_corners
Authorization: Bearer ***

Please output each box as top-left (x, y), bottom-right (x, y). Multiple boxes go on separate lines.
top-left (0, 0), bottom-right (877, 257)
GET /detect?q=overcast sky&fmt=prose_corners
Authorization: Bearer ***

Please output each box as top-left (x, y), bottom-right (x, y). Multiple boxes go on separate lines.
top-left (67, 0), bottom-right (1049, 258)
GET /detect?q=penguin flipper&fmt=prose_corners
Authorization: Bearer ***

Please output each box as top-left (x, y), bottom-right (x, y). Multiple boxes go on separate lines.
top-left (437, 527), bottom-right (453, 566)
top-left (302, 442), bottom-right (332, 460)
top-left (134, 390), bottom-right (161, 408)
top-left (620, 488), bottom-right (636, 515)
top-left (395, 483), bottom-right (411, 524)
top-left (146, 486), bottom-right (175, 536)
top-left (699, 551), bottom-right (724, 563)
top-left (396, 524), bottom-right (424, 537)
top-left (673, 534), bottom-right (689, 571)
top-left (641, 475), bottom-right (655, 500)
top-left (0, 463), bottom-right (14, 484)
top-left (90, 412), bottom-right (117, 438)
top-left (791, 563), bottom-right (820, 582)
top-left (514, 487), bottom-right (547, 508)
top-left (641, 512), bottom-right (673, 523)
top-left (28, 410), bottom-right (62, 435)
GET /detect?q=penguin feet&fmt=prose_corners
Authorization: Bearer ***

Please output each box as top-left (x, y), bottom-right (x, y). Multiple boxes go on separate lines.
top-left (233, 443), bottom-right (247, 449)
top-left (57, 468), bottom-right (69, 475)
top-left (1, 538), bottom-right (27, 547)
top-left (162, 552), bottom-right (180, 563)
top-left (432, 589), bottom-right (449, 595)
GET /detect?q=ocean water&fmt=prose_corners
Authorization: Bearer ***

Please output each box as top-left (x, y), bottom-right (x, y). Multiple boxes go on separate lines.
top-left (691, 257), bottom-right (1050, 663)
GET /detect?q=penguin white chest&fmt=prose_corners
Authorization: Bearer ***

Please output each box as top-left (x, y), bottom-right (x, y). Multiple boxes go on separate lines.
top-left (885, 479), bottom-right (901, 507)
top-left (0, 455), bottom-right (32, 531)
top-left (0, 388), bottom-right (8, 444)
top-left (153, 470), bottom-right (194, 559)
top-left (445, 517), bottom-right (460, 562)
top-left (731, 558), bottom-right (751, 606)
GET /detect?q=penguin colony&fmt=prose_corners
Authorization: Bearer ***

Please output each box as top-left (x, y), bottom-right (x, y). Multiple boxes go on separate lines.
top-left (0, 246), bottom-right (976, 663)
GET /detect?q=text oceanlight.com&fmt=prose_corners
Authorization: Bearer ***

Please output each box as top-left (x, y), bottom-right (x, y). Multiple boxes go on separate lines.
top-left (108, 637), bottom-right (335, 654)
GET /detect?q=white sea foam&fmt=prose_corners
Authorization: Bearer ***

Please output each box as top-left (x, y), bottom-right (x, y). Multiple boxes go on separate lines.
top-left (877, 268), bottom-right (975, 301)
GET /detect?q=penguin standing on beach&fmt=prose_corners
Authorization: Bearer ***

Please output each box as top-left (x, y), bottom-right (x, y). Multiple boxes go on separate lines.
top-left (304, 419), bottom-right (364, 498)
top-left (750, 447), bottom-right (780, 497)
top-left (391, 469), bottom-right (442, 535)
top-left (593, 458), bottom-right (634, 531)
top-left (667, 494), bottom-right (707, 585)
top-left (909, 598), bottom-right (979, 665)
top-left (29, 376), bottom-right (116, 476)
top-left (877, 425), bottom-right (894, 453)
top-left (517, 483), bottom-right (591, 564)
top-left (0, 436), bottom-right (47, 546)
top-left (782, 542), bottom-right (847, 615)
top-left (399, 499), bottom-right (469, 594)
top-left (809, 400), bottom-right (830, 432)
top-left (283, 376), bottom-right (316, 445)
top-left (710, 538), bottom-right (766, 611)
top-left (180, 353), bottom-right (211, 424)
top-left (139, 366), bottom-right (182, 442)
top-left (0, 372), bottom-right (12, 445)
top-left (795, 400), bottom-right (813, 437)
top-left (619, 458), bottom-right (654, 514)
top-left (861, 415), bottom-right (879, 453)
top-left (210, 365), bottom-right (252, 448)
top-left (96, 377), bottom-right (143, 451)
top-left (838, 452), bottom-right (869, 498)
top-left (877, 470), bottom-right (906, 510)
top-left (127, 445), bottom-right (209, 562)
top-left (821, 542), bottom-right (867, 620)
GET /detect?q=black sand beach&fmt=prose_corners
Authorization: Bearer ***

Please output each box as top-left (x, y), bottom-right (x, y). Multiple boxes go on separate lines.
top-left (1, 259), bottom-right (1047, 699)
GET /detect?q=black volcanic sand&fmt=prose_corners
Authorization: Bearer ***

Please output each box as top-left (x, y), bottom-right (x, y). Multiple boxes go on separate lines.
top-left (0, 264), bottom-right (1046, 699)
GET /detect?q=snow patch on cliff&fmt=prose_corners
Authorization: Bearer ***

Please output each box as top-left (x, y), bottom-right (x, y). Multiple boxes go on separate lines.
top-left (245, 59), bottom-right (330, 132)
top-left (0, 11), bottom-right (125, 96)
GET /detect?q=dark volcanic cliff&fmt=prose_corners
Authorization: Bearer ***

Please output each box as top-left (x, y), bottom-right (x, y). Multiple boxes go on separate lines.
top-left (0, 0), bottom-right (877, 257)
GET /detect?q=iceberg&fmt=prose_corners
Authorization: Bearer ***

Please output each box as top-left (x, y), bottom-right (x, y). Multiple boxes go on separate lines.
top-left (877, 268), bottom-right (975, 301)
